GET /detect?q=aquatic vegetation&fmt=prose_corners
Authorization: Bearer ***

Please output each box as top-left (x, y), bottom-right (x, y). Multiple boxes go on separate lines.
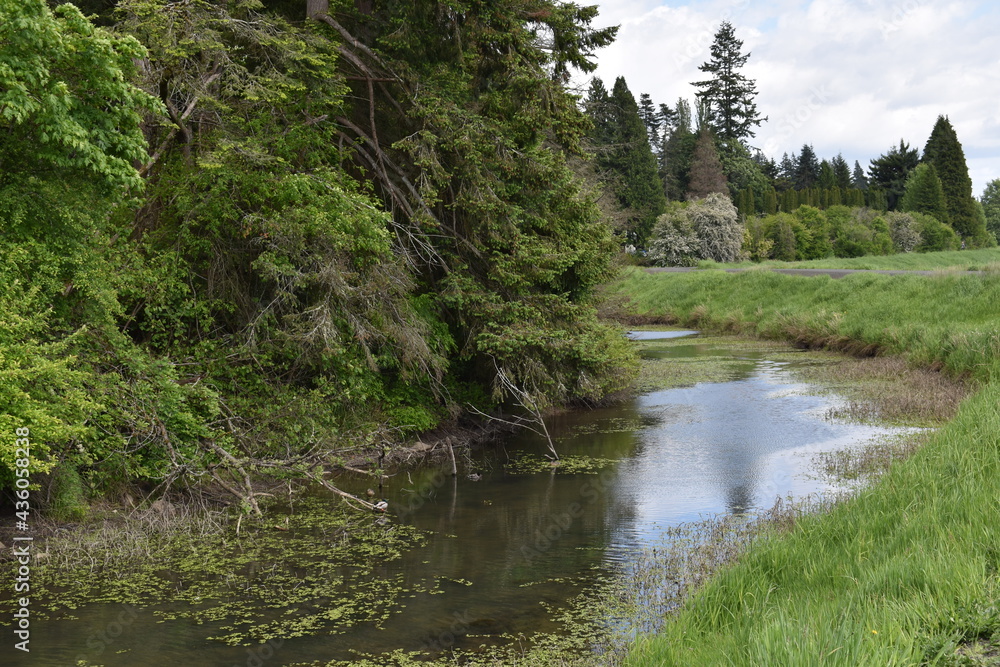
top-left (0, 497), bottom-right (431, 647)
top-left (503, 454), bottom-right (619, 475)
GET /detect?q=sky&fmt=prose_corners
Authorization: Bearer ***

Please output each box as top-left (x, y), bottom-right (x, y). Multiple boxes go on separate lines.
top-left (581, 0), bottom-right (1000, 196)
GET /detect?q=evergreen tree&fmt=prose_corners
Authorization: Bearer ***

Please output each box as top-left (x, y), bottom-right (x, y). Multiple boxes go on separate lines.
top-left (794, 144), bottom-right (819, 190)
top-left (752, 150), bottom-right (778, 181)
top-left (780, 188), bottom-right (799, 212)
top-left (686, 129), bottom-right (729, 199)
top-left (899, 163), bottom-right (947, 222)
top-left (775, 152), bottom-right (795, 191)
top-left (585, 78), bottom-right (612, 145)
top-left (762, 187), bottom-right (778, 214)
top-left (852, 160), bottom-right (869, 190)
top-left (832, 154), bottom-right (852, 189)
top-left (922, 115), bottom-right (990, 245)
top-left (818, 160), bottom-right (836, 189)
top-left (638, 92), bottom-right (661, 148)
top-left (658, 103), bottom-right (677, 137)
top-left (599, 77), bottom-right (667, 244)
top-left (980, 179), bottom-right (1000, 243)
top-left (692, 21), bottom-right (766, 145)
top-left (868, 140), bottom-right (918, 210)
top-left (661, 99), bottom-right (696, 201)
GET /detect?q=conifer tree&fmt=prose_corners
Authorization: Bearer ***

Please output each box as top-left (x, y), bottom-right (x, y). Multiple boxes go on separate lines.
top-left (922, 115), bottom-right (990, 244)
top-left (687, 129), bottom-right (729, 199)
top-left (638, 93), bottom-right (661, 147)
top-left (832, 154), bottom-right (852, 189)
top-left (899, 163), bottom-right (947, 222)
top-left (594, 77), bottom-right (667, 244)
top-left (763, 187), bottom-right (778, 214)
top-left (692, 21), bottom-right (766, 145)
top-left (661, 98), bottom-right (696, 201)
top-left (585, 78), bottom-right (612, 145)
top-left (818, 160), bottom-right (836, 189)
top-left (869, 140), bottom-right (918, 210)
top-left (794, 145), bottom-right (819, 190)
top-left (852, 161), bottom-right (869, 190)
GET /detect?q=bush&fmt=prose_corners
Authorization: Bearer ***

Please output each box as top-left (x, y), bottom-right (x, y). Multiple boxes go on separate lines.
top-left (913, 212), bottom-right (961, 252)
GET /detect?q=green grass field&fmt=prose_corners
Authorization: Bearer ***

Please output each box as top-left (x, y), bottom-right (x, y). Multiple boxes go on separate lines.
top-left (610, 265), bottom-right (1000, 665)
top-left (693, 246), bottom-right (1000, 272)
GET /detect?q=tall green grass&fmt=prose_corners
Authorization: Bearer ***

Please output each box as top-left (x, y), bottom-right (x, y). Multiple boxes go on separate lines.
top-left (695, 246), bottom-right (1000, 272)
top-left (612, 268), bottom-right (1000, 665)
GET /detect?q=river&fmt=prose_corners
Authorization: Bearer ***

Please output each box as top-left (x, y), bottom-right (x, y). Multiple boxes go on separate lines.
top-left (4, 331), bottom-right (915, 666)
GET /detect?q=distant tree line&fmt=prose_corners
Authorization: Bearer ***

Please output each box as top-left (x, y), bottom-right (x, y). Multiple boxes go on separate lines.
top-left (585, 21), bottom-right (996, 252)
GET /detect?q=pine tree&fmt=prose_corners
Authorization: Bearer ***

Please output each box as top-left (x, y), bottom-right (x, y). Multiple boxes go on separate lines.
top-left (899, 163), bottom-right (947, 222)
top-left (692, 21), bottom-right (766, 145)
top-left (794, 145), bottom-right (819, 190)
top-left (832, 154), bottom-right (852, 189)
top-left (852, 160), bottom-right (869, 190)
top-left (686, 129), bottom-right (729, 199)
top-left (922, 115), bottom-right (990, 245)
top-left (585, 78), bottom-right (612, 145)
top-left (868, 140), bottom-right (918, 210)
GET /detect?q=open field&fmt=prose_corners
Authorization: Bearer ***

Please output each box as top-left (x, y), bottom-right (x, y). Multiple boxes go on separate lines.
top-left (609, 266), bottom-right (1000, 665)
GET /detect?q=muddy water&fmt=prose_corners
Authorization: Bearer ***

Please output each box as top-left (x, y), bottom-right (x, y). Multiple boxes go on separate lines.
top-left (6, 332), bottom-right (911, 666)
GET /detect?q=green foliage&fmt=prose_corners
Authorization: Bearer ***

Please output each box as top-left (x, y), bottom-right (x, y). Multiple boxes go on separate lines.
top-left (0, 0), bottom-right (635, 499)
top-left (0, 0), bottom-right (160, 195)
top-left (869, 140), bottom-right (919, 210)
top-left (913, 211), bottom-right (961, 253)
top-left (899, 163), bottom-right (947, 221)
top-left (47, 463), bottom-right (88, 521)
top-left (981, 179), bottom-right (1000, 244)
top-left (587, 76), bottom-right (667, 245)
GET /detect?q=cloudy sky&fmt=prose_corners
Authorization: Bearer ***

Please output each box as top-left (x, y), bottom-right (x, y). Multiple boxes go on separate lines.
top-left (582, 0), bottom-right (1000, 195)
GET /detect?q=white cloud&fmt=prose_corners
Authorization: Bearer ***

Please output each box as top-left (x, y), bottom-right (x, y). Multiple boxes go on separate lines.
top-left (586, 0), bottom-right (1000, 194)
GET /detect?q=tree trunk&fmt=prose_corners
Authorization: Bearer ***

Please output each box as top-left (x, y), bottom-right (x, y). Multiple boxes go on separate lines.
top-left (306, 0), bottom-right (328, 19)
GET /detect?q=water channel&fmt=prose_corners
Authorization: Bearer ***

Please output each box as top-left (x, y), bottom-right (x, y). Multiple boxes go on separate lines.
top-left (6, 331), bottom-right (915, 666)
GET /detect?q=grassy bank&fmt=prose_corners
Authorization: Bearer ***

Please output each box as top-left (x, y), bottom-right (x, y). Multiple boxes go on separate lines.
top-left (610, 267), bottom-right (1000, 665)
top-left (695, 246), bottom-right (1000, 271)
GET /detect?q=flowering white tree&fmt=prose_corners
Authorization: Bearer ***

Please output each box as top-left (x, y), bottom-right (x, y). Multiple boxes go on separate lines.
top-left (649, 194), bottom-right (744, 265)
top-left (690, 193), bottom-right (743, 262)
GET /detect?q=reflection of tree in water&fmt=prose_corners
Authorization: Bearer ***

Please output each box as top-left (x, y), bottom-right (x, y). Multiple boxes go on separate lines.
top-left (725, 482), bottom-right (754, 515)
top-left (378, 401), bottom-right (646, 653)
